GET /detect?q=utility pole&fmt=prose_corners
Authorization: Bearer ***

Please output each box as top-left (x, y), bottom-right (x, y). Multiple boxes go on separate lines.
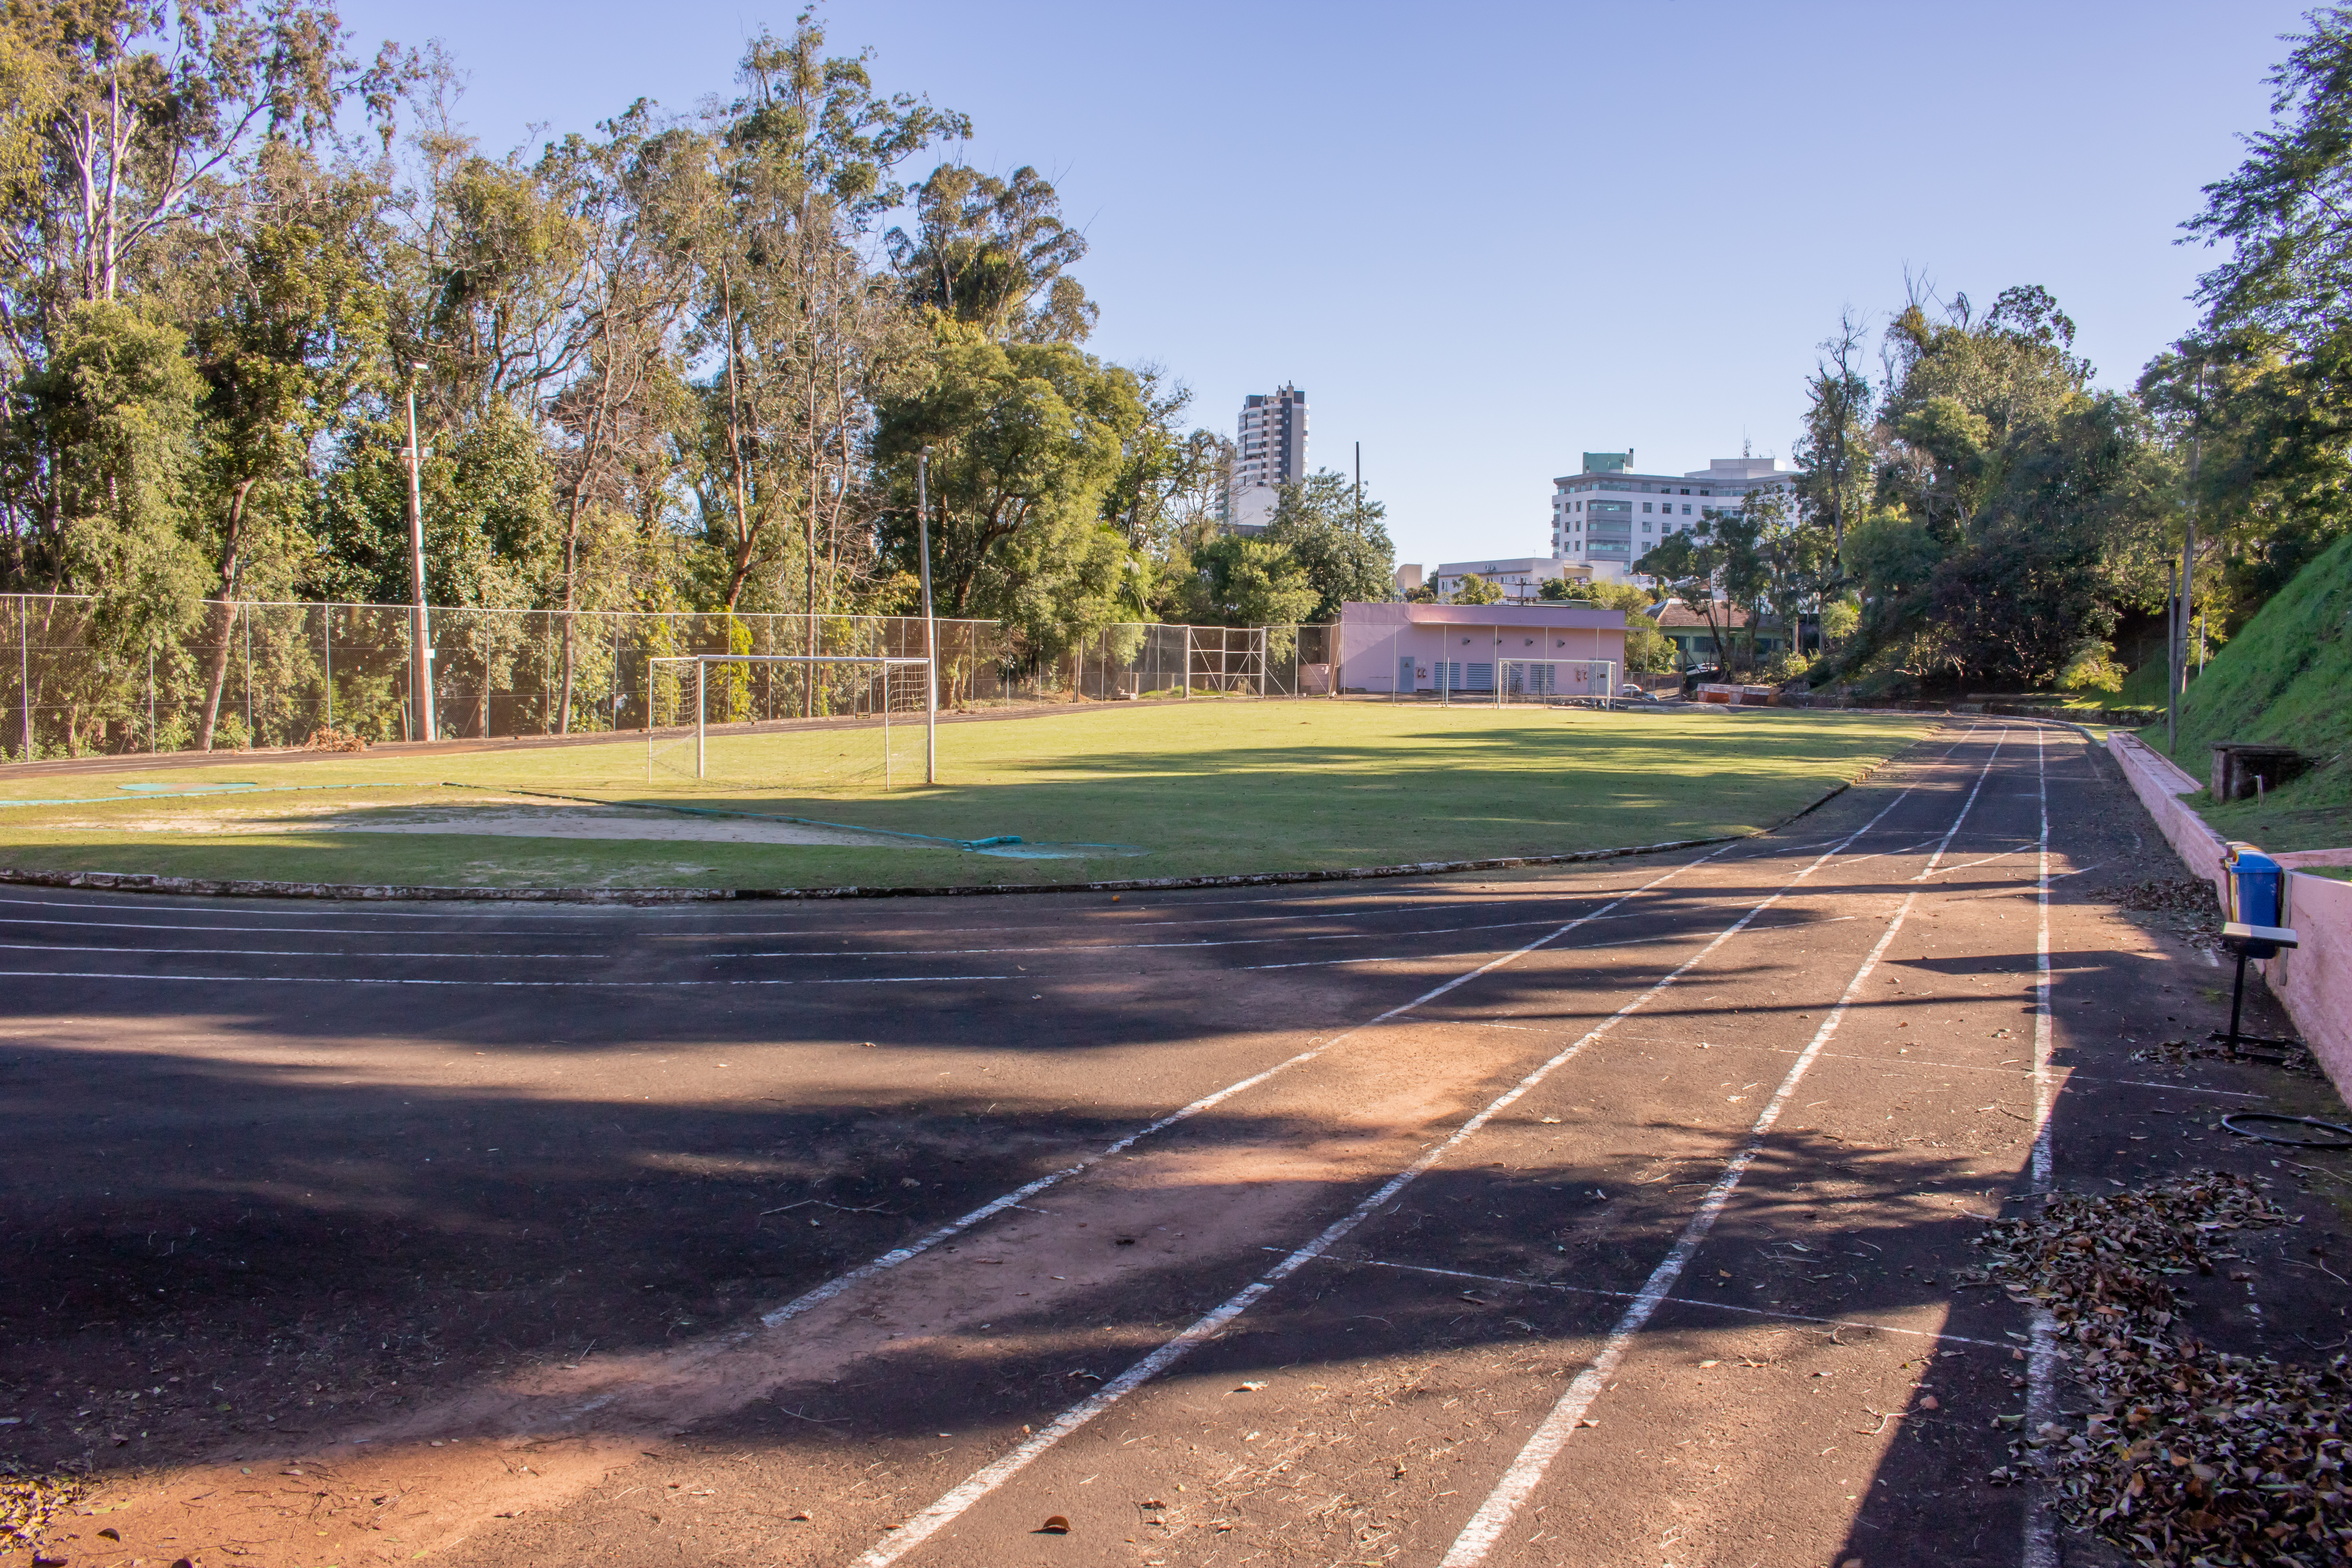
top-left (2169, 366), bottom-right (2205, 753)
top-left (916, 446), bottom-right (938, 786)
top-left (1354, 442), bottom-right (1362, 529)
top-left (403, 363), bottom-right (435, 742)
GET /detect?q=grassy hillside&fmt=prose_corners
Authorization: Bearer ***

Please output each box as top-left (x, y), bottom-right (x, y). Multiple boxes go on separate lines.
top-left (2145, 532), bottom-right (2352, 851)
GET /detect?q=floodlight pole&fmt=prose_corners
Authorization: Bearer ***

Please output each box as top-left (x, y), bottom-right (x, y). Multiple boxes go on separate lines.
top-left (917, 446), bottom-right (938, 786)
top-left (403, 363), bottom-right (436, 742)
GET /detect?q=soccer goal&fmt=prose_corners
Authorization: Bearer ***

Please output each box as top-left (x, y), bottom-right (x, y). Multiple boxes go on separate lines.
top-left (1495, 658), bottom-right (1617, 708)
top-left (645, 654), bottom-right (934, 788)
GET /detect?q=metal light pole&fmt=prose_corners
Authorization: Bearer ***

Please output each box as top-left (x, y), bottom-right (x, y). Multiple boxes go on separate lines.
top-left (916, 445), bottom-right (938, 786)
top-left (403, 362), bottom-right (436, 742)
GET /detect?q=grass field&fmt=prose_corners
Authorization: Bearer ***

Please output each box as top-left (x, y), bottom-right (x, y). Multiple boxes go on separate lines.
top-left (0, 700), bottom-right (1936, 889)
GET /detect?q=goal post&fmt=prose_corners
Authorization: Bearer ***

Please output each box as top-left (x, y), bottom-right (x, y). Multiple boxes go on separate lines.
top-left (645, 653), bottom-right (934, 785)
top-left (1495, 658), bottom-right (1617, 710)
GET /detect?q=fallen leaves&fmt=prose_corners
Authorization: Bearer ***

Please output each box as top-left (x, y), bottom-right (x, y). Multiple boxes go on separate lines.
top-left (1969, 1171), bottom-right (2350, 1566)
top-left (0, 1462), bottom-right (89, 1551)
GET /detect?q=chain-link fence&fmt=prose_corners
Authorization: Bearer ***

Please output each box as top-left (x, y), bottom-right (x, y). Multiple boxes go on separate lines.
top-left (1, 595), bottom-right (1339, 760)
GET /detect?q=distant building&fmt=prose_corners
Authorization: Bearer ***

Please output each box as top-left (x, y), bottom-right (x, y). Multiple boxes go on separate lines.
top-left (1230, 385), bottom-right (1307, 532)
top-left (1429, 557), bottom-right (1591, 602)
top-left (1648, 598), bottom-right (1793, 667)
top-left (1394, 563), bottom-right (1425, 595)
top-left (1550, 452), bottom-right (1798, 583)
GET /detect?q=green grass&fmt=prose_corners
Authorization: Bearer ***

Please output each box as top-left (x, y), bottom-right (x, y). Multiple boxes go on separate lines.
top-left (0, 701), bottom-right (1936, 890)
top-left (2141, 532), bottom-right (2352, 854)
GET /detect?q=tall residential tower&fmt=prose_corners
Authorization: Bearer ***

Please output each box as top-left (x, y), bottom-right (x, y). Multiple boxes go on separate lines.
top-left (1229, 385), bottom-right (1307, 532)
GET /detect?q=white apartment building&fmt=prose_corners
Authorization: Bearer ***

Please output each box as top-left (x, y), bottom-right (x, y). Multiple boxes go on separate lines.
top-left (1229, 385), bottom-right (1307, 532)
top-left (1428, 557), bottom-right (1592, 602)
top-left (1550, 451), bottom-right (1798, 582)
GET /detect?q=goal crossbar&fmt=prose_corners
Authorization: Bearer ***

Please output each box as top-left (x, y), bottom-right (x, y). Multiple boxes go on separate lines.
top-left (646, 653), bottom-right (935, 783)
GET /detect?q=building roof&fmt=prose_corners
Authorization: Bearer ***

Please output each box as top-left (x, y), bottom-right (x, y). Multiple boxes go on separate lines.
top-left (1341, 601), bottom-right (1626, 630)
top-left (1651, 601), bottom-right (1754, 630)
top-left (1433, 557), bottom-right (1575, 577)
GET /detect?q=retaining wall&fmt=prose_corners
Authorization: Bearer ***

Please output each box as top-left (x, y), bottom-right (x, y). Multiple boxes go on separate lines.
top-left (2108, 731), bottom-right (2352, 1094)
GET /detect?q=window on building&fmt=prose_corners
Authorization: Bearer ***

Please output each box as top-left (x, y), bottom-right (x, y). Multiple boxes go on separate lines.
top-left (1642, 502), bottom-right (1652, 512)
top-left (1681, 504), bottom-right (1691, 514)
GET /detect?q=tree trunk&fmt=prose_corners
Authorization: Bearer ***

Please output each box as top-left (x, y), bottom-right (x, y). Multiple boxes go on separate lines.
top-left (194, 479), bottom-right (258, 751)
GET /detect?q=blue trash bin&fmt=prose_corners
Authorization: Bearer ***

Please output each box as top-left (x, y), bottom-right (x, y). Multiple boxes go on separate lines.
top-left (2225, 843), bottom-right (2285, 928)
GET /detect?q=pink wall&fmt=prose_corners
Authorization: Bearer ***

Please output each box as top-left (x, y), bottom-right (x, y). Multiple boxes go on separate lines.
top-left (2109, 731), bottom-right (2352, 1094)
top-left (1336, 602), bottom-right (1628, 694)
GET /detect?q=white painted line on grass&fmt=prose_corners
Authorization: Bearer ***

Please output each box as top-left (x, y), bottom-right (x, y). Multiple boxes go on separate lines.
top-left (1334, 1256), bottom-right (2012, 1348)
top-left (846, 789), bottom-right (1923, 1568)
top-left (1437, 887), bottom-right (1923, 1566)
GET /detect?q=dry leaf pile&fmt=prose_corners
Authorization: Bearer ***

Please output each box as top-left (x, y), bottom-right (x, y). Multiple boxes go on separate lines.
top-left (2131, 1038), bottom-right (2323, 1079)
top-left (0, 1459), bottom-right (89, 1550)
top-left (2111, 878), bottom-right (2222, 919)
top-left (1968, 1172), bottom-right (2351, 1566)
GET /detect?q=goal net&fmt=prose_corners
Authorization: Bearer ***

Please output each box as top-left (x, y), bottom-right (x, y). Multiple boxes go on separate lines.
top-left (645, 655), bottom-right (933, 792)
top-left (1495, 659), bottom-right (1618, 708)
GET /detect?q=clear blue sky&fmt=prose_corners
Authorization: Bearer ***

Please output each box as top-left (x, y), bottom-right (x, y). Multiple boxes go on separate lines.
top-left (335, 0), bottom-right (2311, 570)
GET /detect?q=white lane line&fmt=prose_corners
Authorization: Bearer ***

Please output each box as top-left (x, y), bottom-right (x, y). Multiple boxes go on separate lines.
top-left (847, 789), bottom-right (1921, 1568)
top-left (1237, 913), bottom-right (1866, 973)
top-left (1335, 1256), bottom-right (2012, 1349)
top-left (1913, 728), bottom-right (2009, 882)
top-left (1575, 1030), bottom-right (2264, 1099)
top-left (724, 911), bottom-right (1625, 960)
top-left (2024, 725), bottom-right (2062, 1568)
top-left (0, 969), bottom-right (1013, 988)
top-left (0, 943), bottom-right (597, 960)
top-left (0, 913), bottom-right (619, 939)
top-left (747, 854), bottom-right (1733, 1341)
top-left (1923, 840), bottom-right (2039, 877)
top-left (1438, 887), bottom-right (1922, 1566)
top-left (0, 894), bottom-right (1553, 942)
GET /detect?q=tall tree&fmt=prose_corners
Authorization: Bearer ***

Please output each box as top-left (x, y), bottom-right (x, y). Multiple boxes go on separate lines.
top-left (886, 163), bottom-right (1093, 343)
top-left (1259, 468), bottom-right (1394, 622)
top-left (0, 0), bottom-right (396, 357)
top-left (1793, 310), bottom-right (1872, 600)
top-left (871, 319), bottom-right (1142, 648)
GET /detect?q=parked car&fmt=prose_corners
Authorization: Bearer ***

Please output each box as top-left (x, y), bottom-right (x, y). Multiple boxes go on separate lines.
top-left (1619, 682), bottom-right (1658, 700)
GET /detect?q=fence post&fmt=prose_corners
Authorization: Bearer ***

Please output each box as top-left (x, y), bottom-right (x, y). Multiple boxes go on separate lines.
top-left (16, 595), bottom-right (26, 760)
top-left (323, 605), bottom-right (332, 733)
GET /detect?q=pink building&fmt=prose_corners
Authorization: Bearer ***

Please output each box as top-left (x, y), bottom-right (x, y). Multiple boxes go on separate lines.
top-left (1335, 601), bottom-right (1628, 697)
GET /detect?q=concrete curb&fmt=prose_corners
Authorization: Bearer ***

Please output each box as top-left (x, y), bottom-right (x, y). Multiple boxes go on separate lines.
top-left (2105, 730), bottom-right (2352, 1098)
top-left (0, 737), bottom-right (1916, 907)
